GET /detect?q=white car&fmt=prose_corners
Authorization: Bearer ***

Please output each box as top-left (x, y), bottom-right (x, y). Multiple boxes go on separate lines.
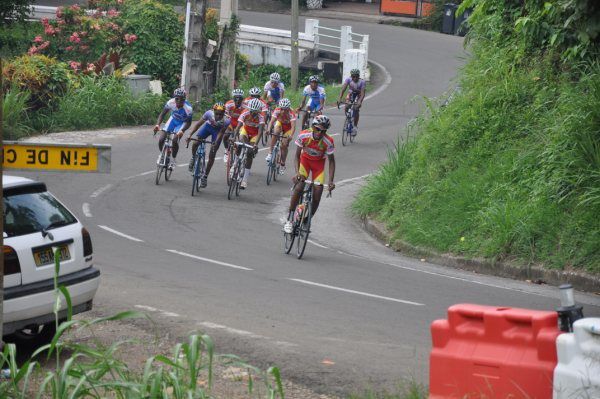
top-left (3, 175), bottom-right (100, 342)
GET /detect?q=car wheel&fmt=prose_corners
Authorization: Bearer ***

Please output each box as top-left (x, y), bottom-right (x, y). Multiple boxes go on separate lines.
top-left (8, 322), bottom-right (58, 346)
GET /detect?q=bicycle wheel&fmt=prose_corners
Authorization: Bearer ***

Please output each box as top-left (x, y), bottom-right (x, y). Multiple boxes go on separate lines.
top-left (226, 144), bottom-right (234, 186)
top-left (155, 148), bottom-right (167, 185)
top-left (342, 117), bottom-right (350, 146)
top-left (296, 199), bottom-right (312, 259)
top-left (266, 146), bottom-right (277, 186)
top-left (227, 156), bottom-right (239, 200)
top-left (273, 146), bottom-right (280, 182)
top-left (283, 222), bottom-right (296, 254)
top-left (164, 153), bottom-right (173, 181)
top-left (235, 157), bottom-right (243, 197)
top-left (191, 156), bottom-right (200, 196)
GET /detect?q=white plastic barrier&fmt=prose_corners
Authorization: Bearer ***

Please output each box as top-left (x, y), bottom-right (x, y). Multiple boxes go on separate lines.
top-left (343, 49), bottom-right (368, 83)
top-left (553, 318), bottom-right (600, 399)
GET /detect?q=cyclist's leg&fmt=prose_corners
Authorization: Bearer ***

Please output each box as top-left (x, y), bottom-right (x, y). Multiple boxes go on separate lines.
top-left (269, 122), bottom-right (282, 155)
top-left (158, 130), bottom-right (167, 151)
top-left (172, 132), bottom-right (180, 158)
top-left (244, 133), bottom-right (257, 170)
top-left (309, 160), bottom-right (326, 216)
top-left (280, 127), bottom-right (292, 167)
top-left (352, 93), bottom-right (360, 126)
top-left (205, 131), bottom-right (221, 177)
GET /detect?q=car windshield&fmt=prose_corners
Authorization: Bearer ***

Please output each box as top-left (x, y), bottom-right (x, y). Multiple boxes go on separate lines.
top-left (3, 185), bottom-right (77, 238)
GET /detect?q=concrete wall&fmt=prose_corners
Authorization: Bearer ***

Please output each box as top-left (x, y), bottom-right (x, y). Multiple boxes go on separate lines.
top-left (238, 41), bottom-right (312, 67)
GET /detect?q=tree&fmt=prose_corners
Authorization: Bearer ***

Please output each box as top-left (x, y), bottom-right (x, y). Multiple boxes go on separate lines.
top-left (0, 0), bottom-right (32, 24)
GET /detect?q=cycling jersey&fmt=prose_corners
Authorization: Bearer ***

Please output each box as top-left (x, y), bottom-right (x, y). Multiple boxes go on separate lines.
top-left (238, 110), bottom-right (265, 137)
top-left (264, 81), bottom-right (285, 102)
top-left (225, 100), bottom-right (245, 128)
top-left (196, 110), bottom-right (231, 141)
top-left (344, 77), bottom-right (366, 94)
top-left (163, 98), bottom-right (193, 133)
top-left (302, 85), bottom-right (326, 111)
top-left (295, 129), bottom-right (334, 161)
top-left (272, 108), bottom-right (297, 130)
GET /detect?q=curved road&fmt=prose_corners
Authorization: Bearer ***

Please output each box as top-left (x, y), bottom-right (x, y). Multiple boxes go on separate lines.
top-left (19, 11), bottom-right (600, 396)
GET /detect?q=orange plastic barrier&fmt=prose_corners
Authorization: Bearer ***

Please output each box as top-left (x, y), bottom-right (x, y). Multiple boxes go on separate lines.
top-left (380, 0), bottom-right (417, 16)
top-left (419, 1), bottom-right (434, 17)
top-left (430, 304), bottom-right (562, 399)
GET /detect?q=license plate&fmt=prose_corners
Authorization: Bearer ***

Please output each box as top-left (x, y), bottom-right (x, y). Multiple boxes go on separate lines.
top-left (33, 246), bottom-right (71, 267)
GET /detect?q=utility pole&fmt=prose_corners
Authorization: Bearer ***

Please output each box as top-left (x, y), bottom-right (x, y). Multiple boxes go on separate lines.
top-left (181, 0), bottom-right (207, 106)
top-left (0, 57), bottom-right (4, 347)
top-left (291, 0), bottom-right (299, 90)
top-left (217, 0), bottom-right (237, 90)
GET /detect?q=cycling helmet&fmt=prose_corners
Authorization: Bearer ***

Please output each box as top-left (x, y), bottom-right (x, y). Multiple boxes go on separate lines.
top-left (232, 88), bottom-right (244, 98)
top-left (350, 68), bottom-right (360, 77)
top-left (278, 98), bottom-right (291, 109)
top-left (270, 72), bottom-right (280, 82)
top-left (249, 87), bottom-right (261, 97)
top-left (309, 75), bottom-right (319, 83)
top-left (311, 114), bottom-right (331, 130)
top-left (173, 87), bottom-right (186, 98)
top-left (213, 102), bottom-right (225, 112)
top-left (248, 98), bottom-right (263, 112)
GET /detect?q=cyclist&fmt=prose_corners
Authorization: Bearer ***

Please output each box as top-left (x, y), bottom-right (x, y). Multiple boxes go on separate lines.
top-left (337, 68), bottom-right (366, 135)
top-left (263, 72), bottom-right (285, 106)
top-left (297, 75), bottom-right (326, 130)
top-left (185, 102), bottom-right (231, 188)
top-left (153, 87), bottom-right (193, 169)
top-left (283, 115), bottom-right (335, 234)
top-left (233, 98), bottom-right (265, 189)
top-left (265, 98), bottom-right (296, 175)
top-left (224, 88), bottom-right (245, 164)
top-left (244, 87), bottom-right (268, 114)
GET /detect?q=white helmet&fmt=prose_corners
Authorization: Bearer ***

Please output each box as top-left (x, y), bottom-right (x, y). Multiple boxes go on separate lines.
top-left (248, 98), bottom-right (263, 112)
top-left (249, 87), bottom-right (261, 97)
top-left (278, 98), bottom-right (291, 109)
top-left (270, 72), bottom-right (281, 82)
top-left (232, 88), bottom-right (244, 98)
top-left (311, 114), bottom-right (331, 130)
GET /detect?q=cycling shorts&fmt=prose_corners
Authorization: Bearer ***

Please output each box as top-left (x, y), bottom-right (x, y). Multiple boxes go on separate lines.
top-left (346, 92), bottom-right (360, 103)
top-left (299, 156), bottom-right (325, 184)
top-left (196, 123), bottom-right (220, 142)
top-left (239, 126), bottom-right (259, 144)
top-left (306, 98), bottom-right (321, 112)
top-left (274, 121), bottom-right (293, 137)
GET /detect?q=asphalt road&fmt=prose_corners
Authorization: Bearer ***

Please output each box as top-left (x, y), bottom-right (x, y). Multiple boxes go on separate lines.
top-left (18, 10), bottom-right (600, 396)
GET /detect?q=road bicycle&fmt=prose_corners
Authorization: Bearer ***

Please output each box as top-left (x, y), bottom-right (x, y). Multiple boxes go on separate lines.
top-left (227, 141), bottom-right (255, 200)
top-left (338, 100), bottom-right (357, 146)
top-left (154, 130), bottom-right (176, 185)
top-left (224, 130), bottom-right (238, 186)
top-left (186, 138), bottom-right (212, 196)
top-left (266, 133), bottom-right (284, 186)
top-left (261, 103), bottom-right (276, 147)
top-left (283, 180), bottom-right (332, 259)
top-left (301, 109), bottom-right (316, 130)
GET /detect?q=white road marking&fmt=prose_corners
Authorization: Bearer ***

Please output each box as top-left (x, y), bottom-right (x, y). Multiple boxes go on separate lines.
top-left (161, 311), bottom-right (181, 317)
top-left (123, 170), bottom-right (155, 180)
top-left (288, 278), bottom-right (425, 306)
top-left (165, 249), bottom-right (253, 271)
top-left (135, 305), bottom-right (158, 312)
top-left (198, 321), bottom-right (266, 339)
top-left (337, 174), bottom-right (370, 186)
top-left (90, 184), bottom-right (113, 198)
top-left (82, 202), bottom-right (92, 218)
top-left (308, 239), bottom-right (328, 249)
top-left (98, 225), bottom-right (144, 242)
top-left (134, 305), bottom-right (181, 318)
top-left (365, 59), bottom-right (392, 101)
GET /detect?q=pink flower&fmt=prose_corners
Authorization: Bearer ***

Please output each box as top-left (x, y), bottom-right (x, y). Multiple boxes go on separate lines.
top-left (65, 46), bottom-right (74, 51)
top-left (38, 41), bottom-right (50, 51)
top-left (80, 45), bottom-right (89, 51)
top-left (107, 22), bottom-right (120, 31)
top-left (28, 45), bottom-right (38, 55)
top-left (57, 19), bottom-right (66, 25)
top-left (56, 6), bottom-right (63, 18)
top-left (107, 9), bottom-right (120, 17)
top-left (41, 17), bottom-right (49, 26)
top-left (34, 35), bottom-right (43, 43)
top-left (69, 61), bottom-right (81, 71)
top-left (117, 0), bottom-right (123, 4)
top-left (87, 63), bottom-right (96, 72)
top-left (69, 4), bottom-right (81, 11)
top-left (44, 25), bottom-right (56, 35)
top-left (69, 32), bottom-right (81, 43)
top-left (124, 33), bottom-right (138, 44)
top-left (79, 31), bottom-right (88, 37)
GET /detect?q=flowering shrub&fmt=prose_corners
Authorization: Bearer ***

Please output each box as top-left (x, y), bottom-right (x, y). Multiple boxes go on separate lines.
top-left (29, 4), bottom-right (138, 74)
top-left (1, 55), bottom-right (70, 110)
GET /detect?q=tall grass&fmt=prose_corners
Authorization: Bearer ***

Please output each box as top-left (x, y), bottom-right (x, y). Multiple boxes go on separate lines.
top-left (349, 381), bottom-right (427, 399)
top-left (31, 76), bottom-right (165, 133)
top-left (2, 88), bottom-right (32, 140)
top-left (0, 250), bottom-right (286, 398)
top-left (354, 45), bottom-right (600, 272)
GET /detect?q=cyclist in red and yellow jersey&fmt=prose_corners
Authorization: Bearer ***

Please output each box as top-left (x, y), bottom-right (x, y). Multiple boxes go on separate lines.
top-left (283, 115), bottom-right (335, 234)
top-left (265, 98), bottom-right (296, 175)
top-left (233, 98), bottom-right (265, 189)
top-left (223, 88), bottom-right (245, 164)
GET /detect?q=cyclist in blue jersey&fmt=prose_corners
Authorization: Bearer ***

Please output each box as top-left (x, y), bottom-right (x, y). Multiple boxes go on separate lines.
top-left (297, 75), bottom-right (326, 129)
top-left (153, 87), bottom-right (193, 169)
top-left (337, 68), bottom-right (366, 136)
top-left (185, 102), bottom-right (231, 188)
top-left (263, 72), bottom-right (285, 106)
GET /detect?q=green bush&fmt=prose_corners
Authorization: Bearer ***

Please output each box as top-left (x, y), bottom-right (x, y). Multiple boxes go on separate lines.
top-left (2, 55), bottom-right (71, 110)
top-left (32, 75), bottom-right (165, 132)
top-left (0, 0), bottom-right (31, 24)
top-left (0, 22), bottom-right (43, 58)
top-left (118, 0), bottom-right (184, 94)
top-left (354, 1), bottom-right (600, 272)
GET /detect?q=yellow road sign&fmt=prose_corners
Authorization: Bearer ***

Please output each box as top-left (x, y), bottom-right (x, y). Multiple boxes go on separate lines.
top-left (3, 142), bottom-right (111, 173)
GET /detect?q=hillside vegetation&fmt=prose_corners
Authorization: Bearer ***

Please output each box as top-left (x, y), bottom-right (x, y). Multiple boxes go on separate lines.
top-left (354, 0), bottom-right (600, 272)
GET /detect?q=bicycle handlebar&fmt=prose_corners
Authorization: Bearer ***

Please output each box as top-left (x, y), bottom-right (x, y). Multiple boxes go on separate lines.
top-left (233, 141), bottom-right (256, 149)
top-left (186, 137), bottom-right (213, 148)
